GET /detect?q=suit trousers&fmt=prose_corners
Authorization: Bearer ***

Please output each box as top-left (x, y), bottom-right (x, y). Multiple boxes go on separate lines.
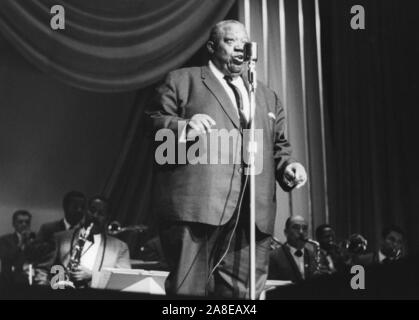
top-left (159, 187), bottom-right (271, 298)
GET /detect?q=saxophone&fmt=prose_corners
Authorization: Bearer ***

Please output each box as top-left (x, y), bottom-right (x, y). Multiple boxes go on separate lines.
top-left (305, 239), bottom-right (322, 275)
top-left (61, 222), bottom-right (94, 288)
top-left (68, 223), bottom-right (94, 272)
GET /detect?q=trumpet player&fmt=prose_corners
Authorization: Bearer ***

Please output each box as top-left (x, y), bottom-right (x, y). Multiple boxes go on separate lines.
top-left (355, 225), bottom-right (405, 266)
top-left (268, 216), bottom-right (317, 282)
top-left (38, 195), bottom-right (130, 288)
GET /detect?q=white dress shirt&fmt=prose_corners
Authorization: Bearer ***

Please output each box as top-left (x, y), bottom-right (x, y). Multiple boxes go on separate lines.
top-left (287, 244), bottom-right (305, 279)
top-left (80, 234), bottom-right (102, 271)
top-left (63, 218), bottom-right (72, 231)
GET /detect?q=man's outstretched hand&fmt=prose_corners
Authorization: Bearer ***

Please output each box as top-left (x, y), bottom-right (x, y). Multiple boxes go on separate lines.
top-left (283, 162), bottom-right (307, 189)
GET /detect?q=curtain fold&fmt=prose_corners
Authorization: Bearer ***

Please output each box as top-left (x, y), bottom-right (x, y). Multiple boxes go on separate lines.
top-left (0, 0), bottom-right (235, 92)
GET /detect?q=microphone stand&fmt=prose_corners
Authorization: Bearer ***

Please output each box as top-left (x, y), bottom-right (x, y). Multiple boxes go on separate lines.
top-left (247, 50), bottom-right (257, 301)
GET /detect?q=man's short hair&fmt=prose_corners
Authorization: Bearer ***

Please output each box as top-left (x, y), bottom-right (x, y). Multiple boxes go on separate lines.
top-left (12, 210), bottom-right (32, 224)
top-left (209, 20), bottom-right (244, 44)
top-left (315, 224), bottom-right (333, 239)
top-left (62, 190), bottom-right (86, 209)
top-left (381, 225), bottom-right (404, 240)
top-left (88, 195), bottom-right (109, 207)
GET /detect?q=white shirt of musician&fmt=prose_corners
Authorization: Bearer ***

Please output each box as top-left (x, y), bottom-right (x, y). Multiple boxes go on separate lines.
top-left (80, 234), bottom-right (102, 271)
top-left (287, 244), bottom-right (305, 279)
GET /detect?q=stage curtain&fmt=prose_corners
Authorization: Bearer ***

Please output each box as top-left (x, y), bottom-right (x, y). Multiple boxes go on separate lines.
top-left (320, 0), bottom-right (419, 253)
top-left (0, 0), bottom-right (235, 92)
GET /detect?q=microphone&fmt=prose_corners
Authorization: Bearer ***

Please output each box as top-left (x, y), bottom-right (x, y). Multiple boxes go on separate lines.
top-left (244, 42), bottom-right (258, 62)
top-left (244, 42), bottom-right (257, 87)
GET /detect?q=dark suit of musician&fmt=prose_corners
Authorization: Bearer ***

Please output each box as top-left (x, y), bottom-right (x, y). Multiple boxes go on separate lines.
top-left (268, 243), bottom-right (317, 282)
top-left (43, 229), bottom-right (131, 288)
top-left (0, 211), bottom-right (36, 285)
top-left (148, 20), bottom-right (306, 298)
top-left (268, 216), bottom-right (317, 283)
top-left (0, 233), bottom-right (27, 283)
top-left (37, 219), bottom-right (67, 243)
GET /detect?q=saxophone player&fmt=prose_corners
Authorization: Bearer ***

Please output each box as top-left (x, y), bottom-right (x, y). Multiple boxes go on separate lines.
top-left (268, 216), bottom-right (318, 282)
top-left (38, 195), bottom-right (131, 288)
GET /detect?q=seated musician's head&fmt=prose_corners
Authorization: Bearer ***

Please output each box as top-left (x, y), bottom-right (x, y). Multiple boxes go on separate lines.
top-left (284, 215), bottom-right (308, 250)
top-left (12, 210), bottom-right (32, 235)
top-left (380, 225), bottom-right (405, 259)
top-left (62, 190), bottom-right (86, 227)
top-left (85, 195), bottom-right (110, 234)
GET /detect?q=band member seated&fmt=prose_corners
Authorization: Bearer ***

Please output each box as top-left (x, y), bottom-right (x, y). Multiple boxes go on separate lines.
top-left (0, 210), bottom-right (36, 285)
top-left (354, 225), bottom-right (405, 266)
top-left (39, 195), bottom-right (131, 289)
top-left (37, 191), bottom-right (86, 244)
top-left (315, 224), bottom-right (348, 273)
top-left (268, 216), bottom-right (317, 282)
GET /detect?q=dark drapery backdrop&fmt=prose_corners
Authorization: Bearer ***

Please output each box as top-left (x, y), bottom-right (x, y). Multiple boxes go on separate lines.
top-left (0, 0), bottom-right (235, 92)
top-left (321, 0), bottom-right (419, 253)
top-left (102, 5), bottom-right (239, 248)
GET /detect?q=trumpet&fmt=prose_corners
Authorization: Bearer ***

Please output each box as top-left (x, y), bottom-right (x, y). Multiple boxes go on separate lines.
top-left (107, 221), bottom-right (148, 235)
top-left (341, 233), bottom-right (368, 255)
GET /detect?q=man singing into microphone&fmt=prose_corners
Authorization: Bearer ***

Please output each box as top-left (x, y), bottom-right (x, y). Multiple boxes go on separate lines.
top-left (148, 20), bottom-right (307, 298)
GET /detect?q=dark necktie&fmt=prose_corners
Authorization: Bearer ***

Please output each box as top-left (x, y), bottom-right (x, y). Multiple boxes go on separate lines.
top-left (224, 75), bottom-right (248, 129)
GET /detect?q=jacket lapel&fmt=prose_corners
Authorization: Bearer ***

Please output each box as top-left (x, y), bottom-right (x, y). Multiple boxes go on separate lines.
top-left (201, 66), bottom-right (240, 129)
top-left (92, 235), bottom-right (106, 272)
top-left (282, 244), bottom-right (304, 281)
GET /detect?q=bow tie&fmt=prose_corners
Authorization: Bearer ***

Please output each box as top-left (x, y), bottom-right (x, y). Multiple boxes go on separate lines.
top-left (294, 249), bottom-right (303, 257)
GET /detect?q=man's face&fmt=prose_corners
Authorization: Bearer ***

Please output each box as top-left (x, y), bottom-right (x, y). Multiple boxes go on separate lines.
top-left (64, 197), bottom-right (86, 226)
top-left (13, 214), bottom-right (31, 234)
top-left (318, 228), bottom-right (336, 251)
top-left (285, 217), bottom-right (308, 249)
top-left (381, 231), bottom-right (404, 258)
top-left (86, 199), bottom-right (108, 233)
top-left (208, 22), bottom-right (249, 77)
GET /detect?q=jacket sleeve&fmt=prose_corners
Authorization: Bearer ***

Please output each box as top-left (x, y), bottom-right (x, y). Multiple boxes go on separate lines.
top-left (272, 92), bottom-right (296, 191)
top-left (146, 71), bottom-right (189, 138)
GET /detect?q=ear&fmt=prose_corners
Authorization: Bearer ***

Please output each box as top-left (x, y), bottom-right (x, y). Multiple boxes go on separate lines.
top-left (207, 41), bottom-right (215, 55)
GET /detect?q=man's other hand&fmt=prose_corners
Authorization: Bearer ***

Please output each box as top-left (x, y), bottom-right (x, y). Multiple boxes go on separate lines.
top-left (283, 162), bottom-right (307, 189)
top-left (187, 114), bottom-right (216, 139)
top-left (69, 265), bottom-right (92, 282)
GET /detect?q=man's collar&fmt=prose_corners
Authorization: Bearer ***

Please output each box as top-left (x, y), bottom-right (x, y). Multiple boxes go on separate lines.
top-left (63, 218), bottom-right (72, 230)
top-left (15, 232), bottom-right (22, 242)
top-left (209, 60), bottom-right (226, 81)
top-left (86, 233), bottom-right (102, 244)
top-left (286, 243), bottom-right (304, 256)
top-left (378, 250), bottom-right (386, 262)
top-left (208, 60), bottom-right (244, 85)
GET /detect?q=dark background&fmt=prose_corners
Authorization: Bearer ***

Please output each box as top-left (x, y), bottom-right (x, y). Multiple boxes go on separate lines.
top-left (320, 0), bottom-right (419, 253)
top-left (0, 32), bottom-right (135, 234)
